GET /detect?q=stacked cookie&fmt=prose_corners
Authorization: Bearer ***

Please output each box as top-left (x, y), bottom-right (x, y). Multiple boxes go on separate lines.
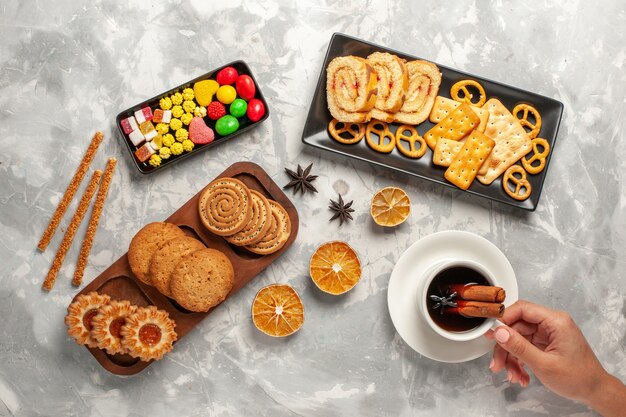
top-left (326, 52), bottom-right (442, 125)
top-left (128, 222), bottom-right (235, 312)
top-left (65, 291), bottom-right (177, 362)
top-left (198, 177), bottom-right (292, 255)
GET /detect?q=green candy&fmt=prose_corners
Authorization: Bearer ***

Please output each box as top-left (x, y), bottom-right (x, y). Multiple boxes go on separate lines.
top-left (229, 99), bottom-right (248, 118)
top-left (215, 115), bottom-right (240, 136)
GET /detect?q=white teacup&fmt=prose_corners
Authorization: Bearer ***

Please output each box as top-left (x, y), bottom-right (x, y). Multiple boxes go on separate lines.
top-left (417, 259), bottom-right (503, 342)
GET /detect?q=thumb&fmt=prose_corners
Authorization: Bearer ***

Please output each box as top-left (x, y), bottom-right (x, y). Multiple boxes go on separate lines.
top-left (494, 326), bottom-right (547, 368)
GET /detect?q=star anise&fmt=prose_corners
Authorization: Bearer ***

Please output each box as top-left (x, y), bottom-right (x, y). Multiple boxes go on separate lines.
top-left (328, 194), bottom-right (354, 225)
top-left (283, 163), bottom-right (318, 195)
top-left (430, 291), bottom-right (458, 315)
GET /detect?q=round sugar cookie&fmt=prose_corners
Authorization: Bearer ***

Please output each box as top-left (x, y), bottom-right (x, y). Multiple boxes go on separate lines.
top-left (128, 222), bottom-right (185, 285)
top-left (224, 190), bottom-right (272, 246)
top-left (149, 236), bottom-right (206, 297)
top-left (198, 178), bottom-right (252, 236)
top-left (170, 248), bottom-right (234, 312)
top-left (245, 200), bottom-right (291, 255)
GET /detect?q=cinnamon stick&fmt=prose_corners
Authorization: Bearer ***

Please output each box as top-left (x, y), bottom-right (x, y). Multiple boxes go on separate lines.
top-left (446, 301), bottom-right (504, 318)
top-left (449, 284), bottom-right (506, 303)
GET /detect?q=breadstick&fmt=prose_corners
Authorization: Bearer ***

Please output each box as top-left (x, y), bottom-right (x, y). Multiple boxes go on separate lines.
top-left (42, 170), bottom-right (102, 292)
top-left (37, 132), bottom-right (104, 252)
top-left (72, 158), bottom-right (117, 287)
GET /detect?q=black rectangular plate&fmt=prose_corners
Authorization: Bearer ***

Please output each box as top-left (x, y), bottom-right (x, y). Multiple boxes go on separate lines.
top-left (302, 33), bottom-right (564, 211)
top-left (117, 60), bottom-right (269, 175)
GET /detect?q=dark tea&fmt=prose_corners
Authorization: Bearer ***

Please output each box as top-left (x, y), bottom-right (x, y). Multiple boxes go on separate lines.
top-left (426, 266), bottom-right (489, 332)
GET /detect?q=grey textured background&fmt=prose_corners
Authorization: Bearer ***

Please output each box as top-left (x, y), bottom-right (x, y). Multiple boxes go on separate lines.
top-left (1, 0), bottom-right (624, 416)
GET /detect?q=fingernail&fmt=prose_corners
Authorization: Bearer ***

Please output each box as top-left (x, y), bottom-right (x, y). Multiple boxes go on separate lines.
top-left (495, 328), bottom-right (510, 343)
top-left (489, 359), bottom-right (495, 370)
top-left (507, 371), bottom-right (513, 382)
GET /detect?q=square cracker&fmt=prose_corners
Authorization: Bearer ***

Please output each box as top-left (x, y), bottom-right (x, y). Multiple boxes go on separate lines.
top-left (424, 102), bottom-right (479, 150)
top-left (433, 138), bottom-right (463, 167)
top-left (429, 96), bottom-right (490, 133)
top-left (445, 131), bottom-right (495, 190)
top-left (477, 98), bottom-right (532, 184)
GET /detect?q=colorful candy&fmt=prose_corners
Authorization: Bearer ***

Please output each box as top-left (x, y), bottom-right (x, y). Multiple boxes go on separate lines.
top-left (216, 85), bottom-right (237, 105)
top-left (159, 97), bottom-right (172, 110)
top-left (161, 110), bottom-right (172, 123)
top-left (247, 99), bottom-right (266, 122)
top-left (215, 115), bottom-right (239, 136)
top-left (135, 143), bottom-right (154, 162)
top-left (230, 99), bottom-right (247, 118)
top-left (235, 75), bottom-right (256, 101)
top-left (149, 154), bottom-right (162, 167)
top-left (139, 121), bottom-right (157, 140)
top-left (121, 116), bottom-right (139, 135)
top-left (193, 80), bottom-right (219, 106)
top-left (216, 67), bottom-right (238, 85)
top-left (134, 107), bottom-right (153, 124)
top-left (129, 130), bottom-right (145, 146)
top-left (189, 117), bottom-right (215, 145)
top-left (207, 102), bottom-right (226, 120)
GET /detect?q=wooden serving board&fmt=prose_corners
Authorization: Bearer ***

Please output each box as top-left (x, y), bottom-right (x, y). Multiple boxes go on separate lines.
top-left (72, 161), bottom-right (299, 375)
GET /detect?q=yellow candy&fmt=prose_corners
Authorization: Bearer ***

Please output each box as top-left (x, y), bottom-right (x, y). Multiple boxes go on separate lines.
top-left (159, 97), bottom-right (172, 110)
top-left (149, 154), bottom-right (162, 167)
top-left (170, 142), bottom-right (184, 155)
top-left (169, 118), bottom-right (182, 131)
top-left (182, 139), bottom-right (194, 152)
top-left (182, 88), bottom-right (195, 101)
top-left (181, 113), bottom-right (193, 126)
top-left (194, 80), bottom-right (220, 106)
top-left (194, 106), bottom-right (207, 118)
top-left (175, 128), bottom-right (188, 142)
top-left (171, 105), bottom-right (184, 118)
top-left (171, 92), bottom-right (183, 105)
top-left (156, 123), bottom-right (169, 135)
top-left (159, 146), bottom-right (171, 159)
top-left (217, 85), bottom-right (237, 104)
top-left (151, 134), bottom-right (163, 149)
top-left (162, 133), bottom-right (175, 147)
top-left (182, 100), bottom-right (196, 113)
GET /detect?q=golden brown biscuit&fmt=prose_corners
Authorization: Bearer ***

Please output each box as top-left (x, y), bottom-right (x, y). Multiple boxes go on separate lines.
top-left (149, 236), bottom-right (206, 297)
top-left (424, 102), bottom-right (479, 150)
top-left (224, 190), bottom-right (272, 246)
top-left (513, 104), bottom-right (542, 139)
top-left (169, 248), bottom-right (234, 312)
top-left (433, 138), bottom-right (463, 167)
top-left (477, 99), bottom-right (532, 184)
top-left (121, 306), bottom-right (177, 362)
top-left (444, 131), bottom-right (495, 190)
top-left (450, 80), bottom-right (487, 107)
top-left (128, 222), bottom-right (186, 285)
top-left (429, 96), bottom-right (489, 133)
top-left (245, 200), bottom-right (291, 255)
top-left (91, 300), bottom-right (137, 355)
top-left (65, 291), bottom-right (111, 348)
top-left (198, 177), bottom-right (252, 236)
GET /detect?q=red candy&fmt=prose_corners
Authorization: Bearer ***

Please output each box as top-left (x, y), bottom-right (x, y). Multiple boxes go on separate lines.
top-left (235, 75), bottom-right (256, 101)
top-left (141, 107), bottom-right (153, 121)
top-left (216, 67), bottom-right (238, 85)
top-left (207, 102), bottom-right (226, 120)
top-left (247, 99), bottom-right (265, 122)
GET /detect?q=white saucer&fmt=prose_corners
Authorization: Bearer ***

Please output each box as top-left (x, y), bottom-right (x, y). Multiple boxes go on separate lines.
top-left (387, 230), bottom-right (518, 363)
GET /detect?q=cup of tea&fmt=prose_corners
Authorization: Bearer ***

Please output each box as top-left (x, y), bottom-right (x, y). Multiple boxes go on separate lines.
top-left (417, 259), bottom-right (503, 342)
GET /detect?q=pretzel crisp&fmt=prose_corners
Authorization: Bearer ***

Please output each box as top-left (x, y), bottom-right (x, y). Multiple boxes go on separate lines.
top-left (451, 80), bottom-right (486, 107)
top-left (365, 120), bottom-right (396, 153)
top-left (328, 119), bottom-right (365, 144)
top-left (513, 104), bottom-right (542, 139)
top-left (38, 132), bottom-right (104, 251)
top-left (502, 165), bottom-right (532, 201)
top-left (521, 138), bottom-right (550, 175)
top-left (395, 125), bottom-right (427, 158)
top-left (73, 158), bottom-right (117, 287)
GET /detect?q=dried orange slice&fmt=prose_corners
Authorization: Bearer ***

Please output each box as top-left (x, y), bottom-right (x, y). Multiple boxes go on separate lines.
top-left (370, 187), bottom-right (411, 226)
top-left (309, 241), bottom-right (362, 295)
top-left (252, 284), bottom-right (304, 337)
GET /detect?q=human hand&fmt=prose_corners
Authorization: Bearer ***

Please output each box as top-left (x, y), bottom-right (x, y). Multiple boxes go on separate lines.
top-left (485, 300), bottom-right (626, 415)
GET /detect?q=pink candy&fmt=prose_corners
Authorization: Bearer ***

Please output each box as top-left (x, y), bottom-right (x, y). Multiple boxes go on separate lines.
top-left (189, 117), bottom-right (214, 145)
top-left (121, 116), bottom-right (138, 134)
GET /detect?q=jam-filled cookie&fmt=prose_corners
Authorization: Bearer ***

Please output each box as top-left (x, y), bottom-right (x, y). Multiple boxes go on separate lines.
top-left (65, 291), bottom-right (111, 348)
top-left (91, 300), bottom-right (138, 355)
top-left (121, 306), bottom-right (177, 362)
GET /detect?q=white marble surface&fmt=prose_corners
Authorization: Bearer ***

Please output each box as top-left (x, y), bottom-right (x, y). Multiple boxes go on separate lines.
top-left (1, 0), bottom-right (625, 416)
